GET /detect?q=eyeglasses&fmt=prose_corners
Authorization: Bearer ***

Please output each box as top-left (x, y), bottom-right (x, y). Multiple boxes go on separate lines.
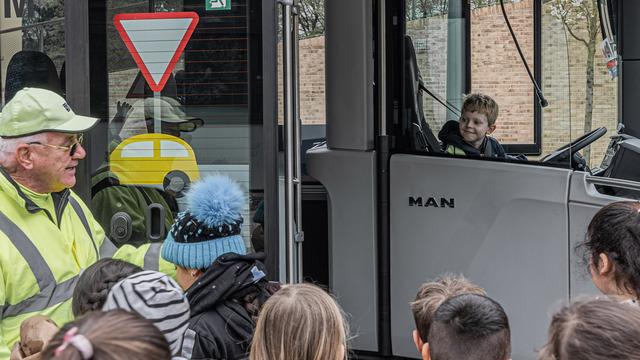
top-left (28, 134), bottom-right (84, 156)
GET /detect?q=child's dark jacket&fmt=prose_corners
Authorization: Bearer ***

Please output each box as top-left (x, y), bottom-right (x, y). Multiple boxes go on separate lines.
top-left (181, 252), bottom-right (277, 360)
top-left (438, 120), bottom-right (506, 158)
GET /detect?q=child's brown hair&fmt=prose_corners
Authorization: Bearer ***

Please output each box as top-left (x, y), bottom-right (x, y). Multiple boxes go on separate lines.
top-left (41, 310), bottom-right (171, 360)
top-left (71, 258), bottom-right (142, 316)
top-left (461, 93), bottom-right (499, 126)
top-left (410, 274), bottom-right (486, 342)
top-left (538, 298), bottom-right (640, 360)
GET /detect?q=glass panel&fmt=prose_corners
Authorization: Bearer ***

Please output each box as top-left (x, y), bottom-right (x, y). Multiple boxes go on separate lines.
top-left (94, 0), bottom-right (268, 251)
top-left (471, 1), bottom-right (534, 146)
top-left (278, 2), bottom-right (327, 153)
top-left (543, 0), bottom-right (618, 170)
top-left (296, 0), bottom-right (326, 129)
top-left (408, 1), bottom-right (535, 157)
top-left (406, 0), bottom-right (579, 165)
top-left (406, 0), bottom-right (465, 134)
top-left (0, 0), bottom-right (65, 105)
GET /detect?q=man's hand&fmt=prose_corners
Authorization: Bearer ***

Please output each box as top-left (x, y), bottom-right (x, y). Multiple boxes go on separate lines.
top-left (109, 101), bottom-right (133, 137)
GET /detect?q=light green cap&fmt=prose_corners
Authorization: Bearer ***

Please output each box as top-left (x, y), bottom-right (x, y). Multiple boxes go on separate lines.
top-left (0, 87), bottom-right (99, 138)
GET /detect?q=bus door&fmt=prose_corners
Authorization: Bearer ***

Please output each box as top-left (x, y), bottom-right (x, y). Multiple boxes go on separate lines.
top-left (81, 0), bottom-right (280, 275)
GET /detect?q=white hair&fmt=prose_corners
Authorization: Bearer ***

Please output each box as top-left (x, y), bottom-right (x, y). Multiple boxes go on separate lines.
top-left (0, 133), bottom-right (48, 164)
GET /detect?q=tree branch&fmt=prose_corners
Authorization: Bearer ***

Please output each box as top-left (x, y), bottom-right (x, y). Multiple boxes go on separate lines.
top-left (582, 1), bottom-right (593, 23)
top-left (563, 23), bottom-right (589, 46)
top-left (583, 0), bottom-right (601, 41)
top-left (558, 8), bottom-right (589, 46)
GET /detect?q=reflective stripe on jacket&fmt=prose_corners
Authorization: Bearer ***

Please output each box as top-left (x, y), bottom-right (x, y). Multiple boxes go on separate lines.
top-left (0, 168), bottom-right (173, 359)
top-left (446, 145), bottom-right (467, 156)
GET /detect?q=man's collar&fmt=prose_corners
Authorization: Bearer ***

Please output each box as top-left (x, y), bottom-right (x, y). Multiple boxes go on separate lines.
top-left (0, 166), bottom-right (69, 223)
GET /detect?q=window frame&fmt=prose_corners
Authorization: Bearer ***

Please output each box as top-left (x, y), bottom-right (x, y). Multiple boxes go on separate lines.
top-left (395, 0), bottom-right (543, 156)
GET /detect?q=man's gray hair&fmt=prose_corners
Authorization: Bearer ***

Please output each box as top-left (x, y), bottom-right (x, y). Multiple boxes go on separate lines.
top-left (0, 133), bottom-right (47, 164)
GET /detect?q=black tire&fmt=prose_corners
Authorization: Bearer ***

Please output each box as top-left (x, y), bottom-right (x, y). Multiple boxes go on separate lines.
top-left (163, 170), bottom-right (190, 197)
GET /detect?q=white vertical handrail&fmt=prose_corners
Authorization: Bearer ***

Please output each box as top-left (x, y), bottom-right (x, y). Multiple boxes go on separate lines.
top-left (280, 0), bottom-right (303, 284)
top-left (292, 4), bottom-right (304, 283)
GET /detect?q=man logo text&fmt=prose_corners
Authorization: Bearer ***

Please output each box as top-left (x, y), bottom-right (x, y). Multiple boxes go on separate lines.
top-left (408, 196), bottom-right (455, 208)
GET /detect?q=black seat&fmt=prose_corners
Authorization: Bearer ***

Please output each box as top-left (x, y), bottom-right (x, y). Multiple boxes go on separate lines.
top-left (404, 36), bottom-right (442, 153)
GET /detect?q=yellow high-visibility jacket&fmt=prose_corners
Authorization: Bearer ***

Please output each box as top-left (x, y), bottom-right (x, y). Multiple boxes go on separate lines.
top-left (0, 168), bottom-right (175, 359)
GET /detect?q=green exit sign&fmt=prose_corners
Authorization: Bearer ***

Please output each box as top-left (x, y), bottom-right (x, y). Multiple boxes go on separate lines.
top-left (206, 0), bottom-right (231, 11)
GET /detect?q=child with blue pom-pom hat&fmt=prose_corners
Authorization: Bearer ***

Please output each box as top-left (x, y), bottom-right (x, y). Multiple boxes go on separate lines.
top-left (161, 175), bottom-right (279, 360)
top-left (161, 174), bottom-right (247, 271)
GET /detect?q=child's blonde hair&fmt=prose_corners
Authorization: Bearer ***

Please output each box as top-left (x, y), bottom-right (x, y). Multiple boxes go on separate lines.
top-left (250, 283), bottom-right (348, 360)
top-left (462, 93), bottom-right (499, 126)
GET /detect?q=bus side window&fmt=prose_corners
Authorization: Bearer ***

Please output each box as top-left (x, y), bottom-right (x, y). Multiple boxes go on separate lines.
top-left (160, 140), bottom-right (189, 158)
top-left (120, 141), bottom-right (154, 158)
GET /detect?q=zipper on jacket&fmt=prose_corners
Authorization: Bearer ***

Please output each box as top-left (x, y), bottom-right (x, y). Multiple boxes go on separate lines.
top-left (53, 190), bottom-right (71, 228)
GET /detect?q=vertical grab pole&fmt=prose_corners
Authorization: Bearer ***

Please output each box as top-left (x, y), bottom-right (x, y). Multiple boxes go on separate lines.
top-left (280, 0), bottom-right (301, 284)
top-left (292, 3), bottom-right (304, 283)
top-left (376, 0), bottom-right (392, 355)
top-left (154, 91), bottom-right (162, 133)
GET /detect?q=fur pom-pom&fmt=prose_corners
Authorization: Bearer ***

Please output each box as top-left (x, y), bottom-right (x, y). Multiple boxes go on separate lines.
top-left (186, 175), bottom-right (245, 227)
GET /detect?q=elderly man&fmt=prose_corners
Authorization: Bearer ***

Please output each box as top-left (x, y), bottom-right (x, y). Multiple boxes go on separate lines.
top-left (0, 88), bottom-right (171, 358)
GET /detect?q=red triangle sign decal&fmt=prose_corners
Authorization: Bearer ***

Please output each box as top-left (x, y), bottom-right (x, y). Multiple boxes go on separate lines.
top-left (114, 12), bottom-right (199, 92)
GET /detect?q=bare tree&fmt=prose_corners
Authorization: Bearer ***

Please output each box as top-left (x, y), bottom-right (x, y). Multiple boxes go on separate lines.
top-left (298, 0), bottom-right (325, 38)
top-left (551, 0), bottom-right (600, 163)
top-left (407, 0), bottom-right (447, 19)
top-left (471, 0), bottom-right (516, 9)
top-left (406, 0), bottom-right (517, 20)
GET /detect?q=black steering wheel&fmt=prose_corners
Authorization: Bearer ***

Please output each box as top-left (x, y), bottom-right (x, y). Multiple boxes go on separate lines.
top-left (541, 127), bottom-right (607, 164)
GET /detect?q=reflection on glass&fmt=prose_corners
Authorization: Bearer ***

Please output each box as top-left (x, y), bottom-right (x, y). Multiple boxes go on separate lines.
top-left (97, 0), bottom-right (260, 251)
top-left (543, 0), bottom-right (617, 169)
top-left (1, 0), bottom-right (65, 105)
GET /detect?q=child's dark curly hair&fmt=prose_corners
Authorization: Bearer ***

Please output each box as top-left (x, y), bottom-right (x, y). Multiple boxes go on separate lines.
top-left (577, 201), bottom-right (640, 298)
top-left (72, 259), bottom-right (142, 316)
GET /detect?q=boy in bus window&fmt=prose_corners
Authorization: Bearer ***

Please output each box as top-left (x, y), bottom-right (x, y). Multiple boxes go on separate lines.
top-left (438, 93), bottom-right (506, 158)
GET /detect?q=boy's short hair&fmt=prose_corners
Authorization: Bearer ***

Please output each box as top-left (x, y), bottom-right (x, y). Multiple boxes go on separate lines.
top-left (461, 93), bottom-right (499, 126)
top-left (428, 293), bottom-right (511, 360)
top-left (410, 275), bottom-right (486, 342)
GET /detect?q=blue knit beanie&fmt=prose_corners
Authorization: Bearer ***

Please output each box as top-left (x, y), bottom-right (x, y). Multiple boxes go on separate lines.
top-left (161, 175), bottom-right (247, 269)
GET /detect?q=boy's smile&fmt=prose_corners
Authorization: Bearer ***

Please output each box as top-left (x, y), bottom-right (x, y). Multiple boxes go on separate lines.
top-left (459, 111), bottom-right (496, 149)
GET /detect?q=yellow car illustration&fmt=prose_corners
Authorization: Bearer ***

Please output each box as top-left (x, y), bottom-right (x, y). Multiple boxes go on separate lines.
top-left (109, 133), bottom-right (200, 194)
